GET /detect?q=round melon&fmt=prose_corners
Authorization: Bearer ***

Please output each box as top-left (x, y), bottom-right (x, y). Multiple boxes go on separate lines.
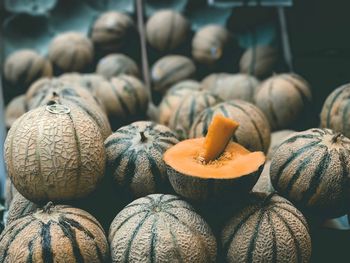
top-left (202, 73), bottom-right (260, 103)
top-left (146, 10), bottom-right (190, 52)
top-left (190, 100), bottom-right (271, 153)
top-left (5, 94), bottom-right (27, 130)
top-left (105, 121), bottom-right (178, 198)
top-left (96, 75), bottom-right (148, 123)
top-left (158, 80), bottom-right (201, 126)
top-left (4, 102), bottom-right (106, 203)
top-left (239, 45), bottom-right (278, 78)
top-left (270, 128), bottom-right (350, 218)
top-left (267, 130), bottom-right (295, 160)
top-left (201, 73), bottom-right (231, 90)
top-left (7, 192), bottom-right (38, 226)
top-left (0, 203), bottom-right (109, 262)
top-left (48, 32), bottom-right (94, 72)
top-left (96, 53), bottom-right (139, 79)
top-left (169, 91), bottom-right (220, 139)
top-left (4, 49), bottom-right (52, 89)
top-left (255, 73), bottom-right (312, 130)
top-left (192, 25), bottom-right (231, 65)
top-left (221, 193), bottom-right (311, 263)
top-left (109, 194), bottom-right (217, 263)
top-left (91, 11), bottom-right (134, 53)
top-left (151, 55), bottom-right (196, 93)
top-left (320, 83), bottom-right (350, 138)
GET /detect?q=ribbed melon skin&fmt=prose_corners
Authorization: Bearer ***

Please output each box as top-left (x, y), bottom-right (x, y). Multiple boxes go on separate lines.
top-left (5, 95), bottom-right (27, 130)
top-left (7, 192), bottom-right (38, 226)
top-left (109, 194), bottom-right (217, 263)
top-left (151, 55), bottom-right (196, 93)
top-left (169, 91), bottom-right (220, 140)
top-left (5, 103), bottom-right (106, 203)
top-left (255, 73), bottom-right (312, 130)
top-left (158, 80), bottom-right (200, 126)
top-left (190, 100), bottom-right (271, 153)
top-left (270, 128), bottom-right (350, 218)
top-left (320, 83), bottom-right (350, 138)
top-left (0, 205), bottom-right (109, 263)
top-left (222, 193), bottom-right (311, 263)
top-left (96, 54), bottom-right (139, 79)
top-left (105, 121), bottom-right (178, 198)
top-left (267, 130), bottom-right (296, 160)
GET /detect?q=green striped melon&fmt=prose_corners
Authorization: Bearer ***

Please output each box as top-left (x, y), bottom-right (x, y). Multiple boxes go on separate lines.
top-left (270, 128), bottom-right (350, 218)
top-left (96, 54), bottom-right (139, 79)
top-left (5, 94), bottom-right (27, 130)
top-left (91, 11), bottom-right (134, 53)
top-left (4, 49), bottom-right (53, 89)
top-left (5, 102), bottom-right (106, 203)
top-left (48, 32), bottom-right (94, 72)
top-left (192, 25), bottom-right (231, 65)
top-left (105, 121), bottom-right (178, 198)
top-left (169, 91), bottom-right (220, 140)
top-left (267, 130), bottom-right (295, 160)
top-left (151, 55), bottom-right (196, 93)
top-left (7, 192), bottom-right (38, 226)
top-left (109, 194), bottom-right (217, 263)
top-left (158, 80), bottom-right (200, 125)
top-left (0, 203), bottom-right (109, 262)
top-left (189, 100), bottom-right (271, 153)
top-left (222, 193), bottom-right (311, 263)
top-left (202, 73), bottom-right (260, 103)
top-left (146, 10), bottom-right (190, 52)
top-left (255, 73), bottom-right (312, 130)
top-left (320, 83), bottom-right (350, 138)
top-left (239, 45), bottom-right (278, 78)
top-left (96, 75), bottom-right (149, 126)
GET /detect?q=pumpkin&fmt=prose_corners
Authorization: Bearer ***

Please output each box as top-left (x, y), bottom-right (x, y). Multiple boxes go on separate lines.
top-left (169, 91), bottom-right (220, 140)
top-left (267, 130), bottom-right (295, 160)
top-left (201, 73), bottom-right (230, 90)
top-left (48, 32), bottom-right (94, 72)
top-left (192, 25), bottom-right (231, 65)
top-left (7, 192), bottom-right (38, 226)
top-left (4, 101), bottom-right (106, 203)
top-left (5, 94), bottom-right (27, 130)
top-left (164, 115), bottom-right (265, 202)
top-left (109, 194), bottom-right (217, 263)
top-left (96, 75), bottom-right (149, 123)
top-left (240, 45), bottom-right (278, 78)
top-left (252, 161), bottom-right (274, 193)
top-left (105, 121), bottom-right (178, 198)
top-left (26, 80), bottom-right (112, 139)
top-left (221, 193), bottom-right (311, 263)
top-left (158, 80), bottom-right (201, 125)
top-left (271, 128), bottom-right (350, 218)
top-left (96, 53), bottom-right (139, 79)
top-left (90, 11), bottom-right (134, 53)
top-left (0, 203), bottom-right (109, 262)
top-left (320, 83), bottom-right (350, 138)
top-left (4, 49), bottom-right (52, 89)
top-left (146, 10), bottom-right (190, 52)
top-left (151, 55), bottom-right (196, 94)
top-left (202, 73), bottom-right (260, 103)
top-left (190, 100), bottom-right (271, 153)
top-left (255, 73), bottom-right (312, 130)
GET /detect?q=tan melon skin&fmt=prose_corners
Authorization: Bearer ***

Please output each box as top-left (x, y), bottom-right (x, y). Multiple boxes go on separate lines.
top-left (192, 25), bottom-right (231, 65)
top-left (267, 130), bottom-right (296, 160)
top-left (239, 45), bottom-right (278, 78)
top-left (109, 194), bottom-right (217, 263)
top-left (167, 164), bottom-right (263, 203)
top-left (222, 193), bottom-right (311, 263)
top-left (91, 11), bottom-right (134, 53)
top-left (255, 73), bottom-right (312, 131)
top-left (252, 161), bottom-right (274, 193)
top-left (146, 10), bottom-right (190, 52)
top-left (96, 54), bottom-right (139, 79)
top-left (4, 103), bottom-right (106, 203)
top-left (270, 128), bottom-right (350, 218)
top-left (48, 32), bottom-right (94, 72)
top-left (5, 179), bottom-right (18, 209)
top-left (4, 49), bottom-right (53, 87)
top-left (6, 192), bottom-right (38, 226)
top-left (5, 94), bottom-right (27, 130)
top-left (0, 205), bottom-right (109, 263)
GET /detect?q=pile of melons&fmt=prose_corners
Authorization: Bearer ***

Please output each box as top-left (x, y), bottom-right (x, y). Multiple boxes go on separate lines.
top-left (1, 7), bottom-right (348, 263)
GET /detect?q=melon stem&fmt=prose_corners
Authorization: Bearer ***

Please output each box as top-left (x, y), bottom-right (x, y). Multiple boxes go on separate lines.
top-left (200, 115), bottom-right (239, 163)
top-left (43, 201), bottom-right (54, 214)
top-left (140, 131), bottom-right (147, 142)
top-left (332, 133), bottom-right (342, 143)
